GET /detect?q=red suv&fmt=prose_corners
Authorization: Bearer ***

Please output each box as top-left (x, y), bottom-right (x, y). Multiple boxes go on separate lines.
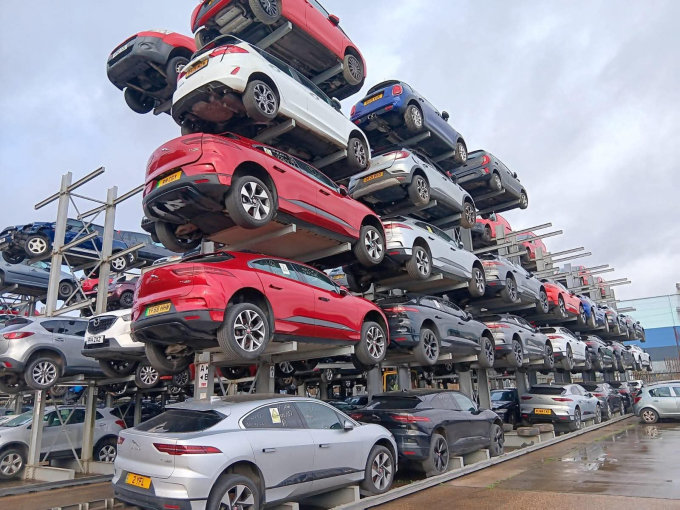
top-left (542, 280), bottom-right (583, 320)
top-left (517, 232), bottom-right (547, 263)
top-left (472, 213), bottom-right (512, 243)
top-left (131, 251), bottom-right (388, 373)
top-left (142, 133), bottom-right (385, 268)
top-left (191, 0), bottom-right (366, 100)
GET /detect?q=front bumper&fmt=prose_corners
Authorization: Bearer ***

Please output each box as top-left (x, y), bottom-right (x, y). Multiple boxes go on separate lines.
top-left (131, 309), bottom-right (221, 348)
top-left (82, 339), bottom-right (145, 360)
top-left (107, 36), bottom-right (175, 90)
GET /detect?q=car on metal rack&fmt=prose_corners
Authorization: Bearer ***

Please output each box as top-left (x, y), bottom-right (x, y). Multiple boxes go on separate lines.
top-left (104, 278), bottom-right (139, 311)
top-left (115, 230), bottom-right (175, 267)
top-left (0, 258), bottom-right (78, 302)
top-left (578, 294), bottom-right (607, 330)
top-left (598, 304), bottom-right (626, 336)
top-left (581, 335), bottom-right (615, 372)
top-left (517, 232), bottom-right (547, 264)
top-left (347, 149), bottom-right (477, 228)
top-left (607, 339), bottom-right (633, 372)
top-left (172, 35), bottom-right (370, 180)
top-left (491, 388), bottom-right (521, 428)
top-left (482, 315), bottom-right (554, 370)
top-left (634, 321), bottom-right (646, 341)
top-left (131, 251), bottom-right (389, 374)
top-left (107, 30), bottom-right (196, 114)
top-left (377, 295), bottom-right (497, 369)
top-left (471, 213), bottom-right (512, 245)
top-left (626, 344), bottom-right (652, 371)
top-left (541, 279), bottom-right (585, 322)
top-left (478, 254), bottom-right (550, 312)
top-left (141, 133), bottom-right (385, 272)
top-left (114, 395), bottom-right (397, 508)
top-left (618, 313), bottom-right (637, 340)
top-left (111, 401), bottom-right (165, 429)
top-left (608, 381), bottom-right (634, 412)
top-left (449, 150), bottom-right (528, 210)
top-left (351, 390), bottom-right (504, 477)
top-left (0, 219), bottom-right (133, 272)
top-left (191, 0), bottom-right (366, 100)
top-left (350, 81), bottom-right (467, 173)
top-left (520, 383), bottom-right (601, 431)
top-left (343, 217), bottom-right (486, 298)
top-left (538, 327), bottom-right (591, 372)
top-left (80, 276), bottom-right (113, 295)
top-left (580, 382), bottom-right (623, 421)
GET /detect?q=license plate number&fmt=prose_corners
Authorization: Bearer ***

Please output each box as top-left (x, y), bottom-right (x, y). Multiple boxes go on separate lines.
top-left (86, 335), bottom-right (105, 345)
top-left (157, 171), bottom-right (182, 188)
top-left (125, 473), bottom-right (151, 489)
top-left (363, 171), bottom-right (384, 183)
top-left (363, 93), bottom-right (383, 106)
top-left (185, 59), bottom-right (208, 78)
top-left (332, 274), bottom-right (344, 280)
top-left (534, 408), bottom-right (551, 415)
top-left (110, 43), bottom-right (130, 61)
top-left (145, 303), bottom-right (172, 316)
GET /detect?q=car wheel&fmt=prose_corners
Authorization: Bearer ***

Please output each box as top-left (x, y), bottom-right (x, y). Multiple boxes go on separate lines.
top-left (404, 104), bottom-right (424, 133)
top-left (422, 433), bottom-right (449, 476)
top-left (603, 402), bottom-right (612, 421)
top-left (519, 190), bottom-right (529, 210)
top-left (578, 306), bottom-right (587, 326)
top-left (24, 355), bottom-right (61, 390)
top-left (537, 289), bottom-right (550, 314)
top-left (489, 173), bottom-right (503, 191)
top-left (356, 321), bottom-right (387, 367)
top-left (588, 310), bottom-right (598, 328)
top-left (94, 437), bottom-right (118, 463)
top-left (478, 335), bottom-right (495, 368)
top-left (243, 79), bottom-right (279, 122)
top-left (0, 375), bottom-right (27, 395)
top-left (569, 407), bottom-right (582, 431)
top-left (453, 141), bottom-right (467, 165)
top-left (345, 270), bottom-right (372, 293)
top-left (320, 367), bottom-right (335, 383)
top-left (275, 361), bottom-right (296, 377)
top-left (593, 351), bottom-right (604, 371)
top-left (98, 359), bottom-right (137, 378)
top-left (406, 244), bottom-right (431, 280)
top-left (618, 356), bottom-right (626, 373)
top-left (506, 338), bottom-right (523, 368)
top-left (172, 369), bottom-right (190, 387)
top-left (135, 363), bottom-right (160, 389)
top-left (120, 291), bottom-right (135, 308)
top-left (347, 136), bottom-right (369, 171)
top-left (482, 225), bottom-right (492, 243)
top-left (413, 327), bottom-right (440, 366)
top-left (562, 346), bottom-right (574, 371)
top-left (57, 280), bottom-right (76, 301)
top-left (226, 175), bottom-right (276, 230)
top-left (343, 52), bottom-right (364, 86)
top-left (583, 354), bottom-right (593, 372)
top-left (208, 473), bottom-right (260, 510)
top-left (460, 200), bottom-right (476, 229)
top-left (124, 88), bottom-right (154, 114)
top-left (353, 224), bottom-right (385, 267)
top-left (110, 252), bottom-right (129, 273)
top-left (543, 343), bottom-right (555, 370)
top-left (155, 221), bottom-right (202, 253)
top-left (2, 251), bottom-right (25, 264)
top-left (220, 366), bottom-right (249, 380)
top-left (248, 0), bottom-right (281, 24)
top-left (594, 405), bottom-right (602, 424)
top-left (165, 56), bottom-right (189, 87)
top-left (24, 234), bottom-right (50, 258)
top-left (217, 302), bottom-right (271, 361)
top-left (641, 408), bottom-right (658, 424)
top-left (500, 276), bottom-right (518, 303)
top-left (408, 174), bottom-right (430, 207)
top-left (361, 444), bottom-right (394, 495)
top-left (47, 385), bottom-right (68, 399)
top-left (145, 342), bottom-right (192, 375)
top-left (468, 266), bottom-right (486, 297)
top-left (0, 448), bottom-right (26, 480)
top-left (554, 296), bottom-right (567, 318)
top-left (489, 423), bottom-right (504, 457)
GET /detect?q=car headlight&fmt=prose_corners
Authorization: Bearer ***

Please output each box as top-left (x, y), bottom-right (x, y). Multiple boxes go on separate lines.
top-left (121, 314), bottom-right (132, 322)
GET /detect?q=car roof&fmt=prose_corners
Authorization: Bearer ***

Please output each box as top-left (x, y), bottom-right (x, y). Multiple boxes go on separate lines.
top-left (373, 389), bottom-right (457, 398)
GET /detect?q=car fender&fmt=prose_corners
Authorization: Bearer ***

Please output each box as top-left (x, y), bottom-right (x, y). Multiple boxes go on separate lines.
top-left (23, 345), bottom-right (68, 371)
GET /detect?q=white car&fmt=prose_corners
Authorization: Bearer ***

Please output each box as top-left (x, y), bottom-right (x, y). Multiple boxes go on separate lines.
top-left (82, 310), bottom-right (160, 389)
top-left (0, 406), bottom-right (124, 480)
top-left (172, 35), bottom-right (371, 181)
top-left (539, 327), bottom-right (590, 372)
top-left (626, 345), bottom-right (652, 371)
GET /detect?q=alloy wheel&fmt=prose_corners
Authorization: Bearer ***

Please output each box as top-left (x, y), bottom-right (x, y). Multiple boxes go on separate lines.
top-left (0, 453), bottom-right (22, 476)
top-left (545, 345), bottom-right (554, 368)
top-left (139, 366), bottom-right (158, 386)
top-left (111, 256), bottom-right (126, 271)
top-left (220, 484), bottom-right (256, 510)
top-left (464, 203), bottom-right (475, 225)
top-left (416, 249), bottom-right (430, 276)
top-left (110, 360), bottom-right (132, 374)
top-left (253, 83), bottom-right (277, 115)
top-left (233, 310), bottom-right (266, 352)
top-left (412, 107), bottom-right (423, 128)
top-left (422, 331), bottom-right (439, 362)
top-left (484, 338), bottom-right (494, 366)
top-left (475, 269), bottom-right (485, 294)
top-left (415, 176), bottom-right (429, 201)
top-left (433, 437), bottom-right (448, 472)
top-left (366, 326), bottom-right (386, 360)
top-left (494, 425), bottom-right (504, 449)
top-left (363, 229), bottom-right (383, 262)
top-left (98, 445), bottom-right (117, 463)
top-left (642, 409), bottom-right (656, 423)
top-left (575, 409), bottom-right (581, 429)
top-left (513, 341), bottom-right (523, 366)
top-left (458, 144), bottom-right (467, 162)
top-left (353, 140), bottom-right (367, 167)
top-left (507, 279), bottom-right (517, 301)
top-left (559, 299), bottom-right (566, 316)
top-left (240, 181), bottom-right (271, 220)
top-left (279, 362), bottom-right (294, 374)
top-left (27, 237), bottom-right (47, 255)
top-left (540, 292), bottom-right (549, 312)
top-left (520, 192), bottom-right (528, 208)
top-left (371, 452), bottom-right (393, 491)
top-left (347, 54), bottom-right (363, 82)
top-left (580, 307), bottom-right (586, 324)
top-left (33, 361), bottom-right (57, 386)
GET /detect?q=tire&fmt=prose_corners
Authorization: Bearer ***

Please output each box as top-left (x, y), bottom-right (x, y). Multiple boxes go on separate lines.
top-left (135, 363), bottom-right (160, 389)
top-left (217, 303), bottom-right (271, 361)
top-left (155, 221), bottom-right (202, 253)
top-left (98, 359), bottom-right (137, 378)
top-left (603, 402), bottom-right (612, 421)
top-left (2, 251), bottom-right (25, 264)
top-left (593, 351), bottom-right (604, 371)
top-left (582, 355), bottom-right (593, 373)
top-left (220, 366), bottom-right (249, 380)
top-left (543, 343), bottom-right (555, 371)
top-left (617, 356), bottom-right (626, 373)
top-left (345, 271), bottom-right (371, 293)
top-left (554, 296), bottom-right (567, 318)
top-left (453, 141), bottom-right (467, 165)
top-left (119, 291), bottom-right (134, 309)
top-left (0, 448), bottom-right (26, 480)
top-left (478, 335), bottom-right (495, 368)
top-left (406, 244), bottom-right (431, 280)
top-left (641, 408), bottom-right (658, 424)
top-left (94, 437), bottom-right (118, 463)
top-left (57, 280), bottom-right (76, 301)
top-left (460, 201), bottom-right (476, 229)
top-left (361, 444), bottom-right (394, 495)
top-left (577, 306), bottom-right (587, 326)
top-left (594, 405), bottom-right (602, 424)
top-left (482, 225), bottom-right (492, 243)
top-left (489, 173), bottom-right (502, 192)
top-left (404, 104), bottom-right (424, 133)
top-left (568, 407), bottom-right (582, 431)
top-left (48, 385), bottom-right (68, 398)
top-left (519, 190), bottom-right (529, 210)
top-left (343, 52), bottom-right (364, 87)
top-left (408, 174), bottom-right (430, 207)
top-left (421, 433), bottom-right (449, 476)
top-left (275, 361), bottom-right (296, 377)
top-left (0, 375), bottom-right (27, 395)
top-left (320, 367), bottom-right (335, 383)
top-left (124, 88), bottom-right (154, 114)
top-left (500, 276), bottom-right (518, 303)
top-left (226, 175), bottom-right (276, 229)
top-left (172, 369), bottom-right (191, 387)
top-left (506, 339), bottom-right (523, 368)
top-left (489, 423), bottom-right (504, 457)
top-left (206, 473), bottom-right (260, 510)
top-left (561, 346), bottom-right (574, 371)
top-left (166, 56), bottom-right (189, 87)
top-left (347, 136), bottom-right (369, 172)
top-left (145, 342), bottom-right (192, 376)
top-left (413, 328), bottom-right (440, 366)
top-left (536, 289), bottom-right (550, 314)
top-left (588, 309), bottom-right (598, 328)
top-left (248, 0), bottom-right (281, 24)
top-left (25, 354), bottom-right (61, 390)
top-left (243, 79), bottom-right (279, 123)
top-left (355, 321), bottom-right (387, 367)
top-left (24, 234), bottom-right (50, 258)
top-left (468, 266), bottom-right (486, 297)
top-left (353, 224), bottom-right (385, 266)
top-left (110, 252), bottom-right (129, 273)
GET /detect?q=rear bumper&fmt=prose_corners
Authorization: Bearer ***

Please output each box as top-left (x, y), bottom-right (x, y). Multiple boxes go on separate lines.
top-left (453, 168), bottom-right (490, 185)
top-left (143, 174), bottom-right (227, 224)
top-left (172, 81), bottom-right (245, 124)
top-left (350, 176), bottom-right (406, 201)
top-left (0, 357), bottom-right (26, 373)
top-left (131, 309), bottom-right (220, 347)
top-left (113, 484), bottom-right (202, 510)
top-left (391, 430), bottom-right (430, 461)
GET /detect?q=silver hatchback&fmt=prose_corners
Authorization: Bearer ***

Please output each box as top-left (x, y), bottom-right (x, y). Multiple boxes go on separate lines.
top-left (633, 382), bottom-right (680, 423)
top-left (520, 383), bottom-right (601, 431)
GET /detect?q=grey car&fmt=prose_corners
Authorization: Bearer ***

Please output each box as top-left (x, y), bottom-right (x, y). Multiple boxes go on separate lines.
top-left (114, 395), bottom-right (397, 509)
top-left (478, 254), bottom-right (549, 313)
top-left (633, 382), bottom-right (680, 423)
top-left (483, 314), bottom-right (554, 370)
top-left (348, 149), bottom-right (477, 228)
top-left (520, 383), bottom-right (601, 431)
top-left (607, 340), bottom-right (634, 372)
top-left (0, 258), bottom-right (77, 301)
top-left (582, 335), bottom-right (615, 372)
top-left (0, 316), bottom-right (101, 392)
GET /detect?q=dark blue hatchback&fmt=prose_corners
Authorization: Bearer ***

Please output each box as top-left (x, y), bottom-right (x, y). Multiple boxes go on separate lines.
top-left (351, 80), bottom-right (467, 172)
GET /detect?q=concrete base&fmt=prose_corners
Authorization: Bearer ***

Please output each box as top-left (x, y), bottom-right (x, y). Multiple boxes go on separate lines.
top-left (584, 419), bottom-right (595, 428)
top-left (447, 456), bottom-right (464, 470)
top-left (53, 459), bottom-right (115, 475)
top-left (503, 432), bottom-right (537, 448)
top-left (23, 465), bottom-right (75, 482)
top-left (269, 503), bottom-right (300, 510)
top-left (303, 485), bottom-right (360, 507)
top-left (539, 431), bottom-right (556, 442)
top-left (612, 411), bottom-right (622, 419)
top-left (463, 449), bottom-right (490, 465)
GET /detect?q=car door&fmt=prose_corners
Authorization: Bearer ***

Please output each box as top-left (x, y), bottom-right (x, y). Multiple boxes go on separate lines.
top-left (40, 411), bottom-right (67, 458)
top-left (433, 393), bottom-right (466, 456)
top-left (422, 160), bottom-right (465, 210)
top-left (671, 387), bottom-right (680, 415)
top-left (302, 0), bottom-right (344, 55)
top-left (293, 69), bottom-right (347, 145)
top-left (242, 402), bottom-right (316, 501)
top-left (28, 260), bottom-right (52, 287)
top-left (56, 320), bottom-right (94, 374)
top-left (441, 301), bottom-right (478, 353)
top-left (67, 319), bottom-right (99, 371)
top-left (648, 386), bottom-right (677, 416)
top-left (450, 392), bottom-right (488, 452)
top-left (499, 161), bottom-right (520, 194)
top-left (294, 401), bottom-right (364, 492)
top-left (516, 317), bottom-right (540, 357)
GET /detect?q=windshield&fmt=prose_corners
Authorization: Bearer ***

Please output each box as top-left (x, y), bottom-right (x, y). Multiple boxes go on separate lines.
top-left (530, 386), bottom-right (566, 396)
top-left (0, 411), bottom-right (33, 428)
top-left (491, 390), bottom-right (515, 401)
top-left (365, 396), bottom-right (421, 410)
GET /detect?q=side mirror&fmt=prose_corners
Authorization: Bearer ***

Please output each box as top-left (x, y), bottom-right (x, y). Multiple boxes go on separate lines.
top-left (331, 97), bottom-right (342, 111)
top-left (338, 287), bottom-right (349, 297)
top-left (339, 185), bottom-right (349, 197)
top-left (343, 420), bottom-right (354, 431)
top-left (586, 392), bottom-right (593, 398)
top-left (513, 172), bottom-right (518, 178)
top-left (329, 14), bottom-right (340, 26)
top-left (441, 111), bottom-right (450, 122)
top-left (447, 172), bottom-right (457, 183)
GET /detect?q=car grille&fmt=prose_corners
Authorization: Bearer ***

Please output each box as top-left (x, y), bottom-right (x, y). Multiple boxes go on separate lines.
top-left (88, 316), bottom-right (118, 334)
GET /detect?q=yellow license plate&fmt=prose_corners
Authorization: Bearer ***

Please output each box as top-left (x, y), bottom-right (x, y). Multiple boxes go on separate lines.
top-left (363, 93), bottom-right (383, 106)
top-left (126, 473), bottom-right (151, 489)
top-left (145, 303), bottom-right (172, 316)
top-left (534, 408), bottom-right (552, 415)
top-left (363, 171), bottom-right (384, 183)
top-left (185, 58), bottom-right (208, 78)
top-left (157, 171), bottom-right (182, 188)
top-left (332, 274), bottom-right (344, 280)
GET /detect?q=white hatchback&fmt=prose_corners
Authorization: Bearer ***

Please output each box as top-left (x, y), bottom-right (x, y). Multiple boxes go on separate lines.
top-left (539, 326), bottom-right (590, 372)
top-left (172, 35), bottom-right (371, 181)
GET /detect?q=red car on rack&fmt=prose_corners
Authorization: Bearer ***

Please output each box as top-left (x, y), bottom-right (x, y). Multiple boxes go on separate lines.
top-left (142, 132), bottom-right (385, 268)
top-left (541, 279), bottom-right (583, 319)
top-left (191, 0), bottom-right (366, 99)
top-left (472, 213), bottom-right (512, 243)
top-left (81, 277), bottom-right (114, 295)
top-left (107, 30), bottom-right (196, 114)
top-left (130, 251), bottom-right (388, 374)
top-left (517, 231), bottom-right (547, 263)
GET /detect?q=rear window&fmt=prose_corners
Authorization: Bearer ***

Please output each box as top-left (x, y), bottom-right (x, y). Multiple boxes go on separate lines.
top-left (135, 409), bottom-right (223, 433)
top-left (540, 328), bottom-right (557, 334)
top-left (365, 397), bottom-right (422, 410)
top-left (530, 386), bottom-right (566, 396)
top-left (1, 319), bottom-right (32, 333)
top-left (182, 253), bottom-right (234, 264)
top-left (367, 80), bottom-right (400, 95)
top-left (580, 384), bottom-right (600, 391)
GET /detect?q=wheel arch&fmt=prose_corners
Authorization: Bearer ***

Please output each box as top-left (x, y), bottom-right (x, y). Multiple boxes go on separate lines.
top-left (247, 72), bottom-right (280, 99)
top-left (231, 161), bottom-right (279, 207)
top-left (420, 318), bottom-right (441, 341)
top-left (349, 129), bottom-right (369, 148)
top-left (213, 460), bottom-right (266, 507)
top-left (481, 328), bottom-right (495, 346)
top-left (374, 437), bottom-right (397, 465)
top-left (25, 347), bottom-right (67, 373)
top-left (168, 46), bottom-right (194, 62)
top-left (0, 441), bottom-right (29, 456)
top-left (361, 215), bottom-right (384, 235)
top-left (363, 310), bottom-right (387, 337)
top-left (93, 434), bottom-right (119, 451)
top-left (227, 287), bottom-right (275, 337)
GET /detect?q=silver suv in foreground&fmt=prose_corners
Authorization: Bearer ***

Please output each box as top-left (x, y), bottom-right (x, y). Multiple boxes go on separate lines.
top-left (114, 395), bottom-right (397, 509)
top-left (633, 382), bottom-right (680, 423)
top-left (520, 383), bottom-right (601, 431)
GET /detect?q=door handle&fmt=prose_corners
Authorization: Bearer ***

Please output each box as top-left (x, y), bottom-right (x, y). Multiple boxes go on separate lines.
top-left (319, 189), bottom-right (330, 196)
top-left (435, 315), bottom-right (442, 319)
top-left (318, 297), bottom-right (331, 302)
top-left (319, 444), bottom-right (331, 448)
top-left (269, 284), bottom-right (283, 290)
top-left (428, 236), bottom-right (435, 241)
top-left (55, 337), bottom-right (64, 342)
top-left (262, 448), bottom-right (277, 453)
top-left (273, 165), bottom-right (286, 173)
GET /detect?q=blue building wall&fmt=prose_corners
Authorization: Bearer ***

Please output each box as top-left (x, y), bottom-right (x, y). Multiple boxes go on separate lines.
top-left (618, 294), bottom-right (680, 358)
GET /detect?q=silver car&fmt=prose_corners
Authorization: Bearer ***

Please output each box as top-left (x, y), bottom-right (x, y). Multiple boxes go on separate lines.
top-left (633, 382), bottom-right (680, 423)
top-left (626, 344), bottom-right (652, 371)
top-left (114, 395), bottom-right (397, 509)
top-left (483, 314), bottom-right (554, 370)
top-left (520, 383), bottom-right (601, 431)
top-left (538, 326), bottom-right (590, 372)
top-left (478, 254), bottom-right (549, 312)
top-left (0, 258), bottom-right (77, 301)
top-left (348, 149), bottom-right (476, 228)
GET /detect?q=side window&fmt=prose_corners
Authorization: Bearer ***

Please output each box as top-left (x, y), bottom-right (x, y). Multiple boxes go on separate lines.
top-left (297, 160), bottom-right (339, 191)
top-left (95, 412), bottom-right (104, 420)
top-left (257, 145), bottom-right (301, 170)
top-left (430, 224), bottom-right (455, 244)
top-left (452, 393), bottom-right (477, 412)
top-left (442, 301), bottom-right (463, 317)
top-left (649, 387), bottom-right (672, 397)
top-left (294, 264), bottom-right (337, 292)
top-left (420, 298), bottom-right (439, 309)
top-left (295, 402), bottom-right (344, 430)
top-left (431, 394), bottom-right (458, 410)
top-left (672, 387), bottom-right (680, 397)
top-left (65, 320), bottom-right (87, 337)
top-left (249, 259), bottom-right (273, 274)
top-left (292, 68), bottom-right (333, 106)
top-left (242, 403), bottom-right (304, 429)
top-left (307, 0), bottom-right (330, 16)
top-left (40, 320), bottom-right (61, 333)
top-left (68, 409), bottom-right (86, 424)
top-left (268, 260), bottom-right (301, 282)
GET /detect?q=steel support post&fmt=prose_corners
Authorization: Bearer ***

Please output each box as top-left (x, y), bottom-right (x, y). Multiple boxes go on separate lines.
top-left (458, 370), bottom-right (474, 400)
top-left (476, 369), bottom-right (492, 409)
top-left (45, 173), bottom-right (72, 316)
top-left (14, 393), bottom-right (23, 415)
top-left (397, 365), bottom-right (411, 391)
top-left (554, 371), bottom-right (572, 383)
top-left (366, 366), bottom-right (383, 400)
top-left (80, 385), bottom-right (97, 466)
top-left (528, 371), bottom-right (538, 387)
top-left (24, 390), bottom-right (47, 478)
top-left (194, 351), bottom-right (216, 401)
top-left (603, 371), bottom-right (614, 382)
top-left (105, 393), bottom-right (114, 408)
top-left (515, 371), bottom-right (530, 397)
top-left (255, 364), bottom-right (275, 393)
top-left (132, 391), bottom-right (143, 426)
top-left (95, 187), bottom-right (118, 314)
top-left (582, 371), bottom-right (597, 382)
top-left (318, 382), bottom-right (328, 400)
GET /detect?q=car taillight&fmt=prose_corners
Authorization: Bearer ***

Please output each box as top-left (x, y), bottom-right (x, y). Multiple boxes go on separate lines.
top-left (546, 335), bottom-right (560, 340)
top-left (391, 413), bottom-right (430, 423)
top-left (178, 70), bottom-right (186, 80)
top-left (350, 105), bottom-right (356, 116)
top-left (481, 155), bottom-right (491, 165)
top-left (350, 413), bottom-right (363, 420)
top-left (520, 396), bottom-right (532, 400)
top-left (383, 306), bottom-right (420, 313)
top-left (154, 444), bottom-right (222, 456)
top-left (3, 332), bottom-right (34, 340)
top-left (551, 397), bottom-right (573, 402)
top-left (482, 261), bottom-right (502, 266)
top-left (171, 267), bottom-right (234, 277)
top-left (383, 223), bottom-right (412, 230)
top-left (118, 436), bottom-right (125, 445)
top-left (115, 420), bottom-right (126, 429)
top-left (633, 396), bottom-right (642, 404)
top-left (391, 84), bottom-right (403, 96)
top-left (592, 393), bottom-right (604, 397)
top-left (383, 150), bottom-right (410, 160)
top-left (210, 45), bottom-right (248, 57)
top-left (487, 324), bottom-right (510, 329)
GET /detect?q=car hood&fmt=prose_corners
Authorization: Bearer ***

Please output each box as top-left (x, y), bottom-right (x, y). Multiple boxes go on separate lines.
top-left (492, 401), bottom-right (512, 410)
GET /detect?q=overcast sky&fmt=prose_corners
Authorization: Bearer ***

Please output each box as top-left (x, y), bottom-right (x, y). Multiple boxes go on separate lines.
top-left (1, 0), bottom-right (678, 301)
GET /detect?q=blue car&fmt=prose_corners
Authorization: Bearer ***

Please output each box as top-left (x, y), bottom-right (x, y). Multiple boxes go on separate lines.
top-left (351, 80), bottom-right (467, 172)
top-left (0, 218), bottom-right (132, 272)
top-left (579, 294), bottom-right (606, 329)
